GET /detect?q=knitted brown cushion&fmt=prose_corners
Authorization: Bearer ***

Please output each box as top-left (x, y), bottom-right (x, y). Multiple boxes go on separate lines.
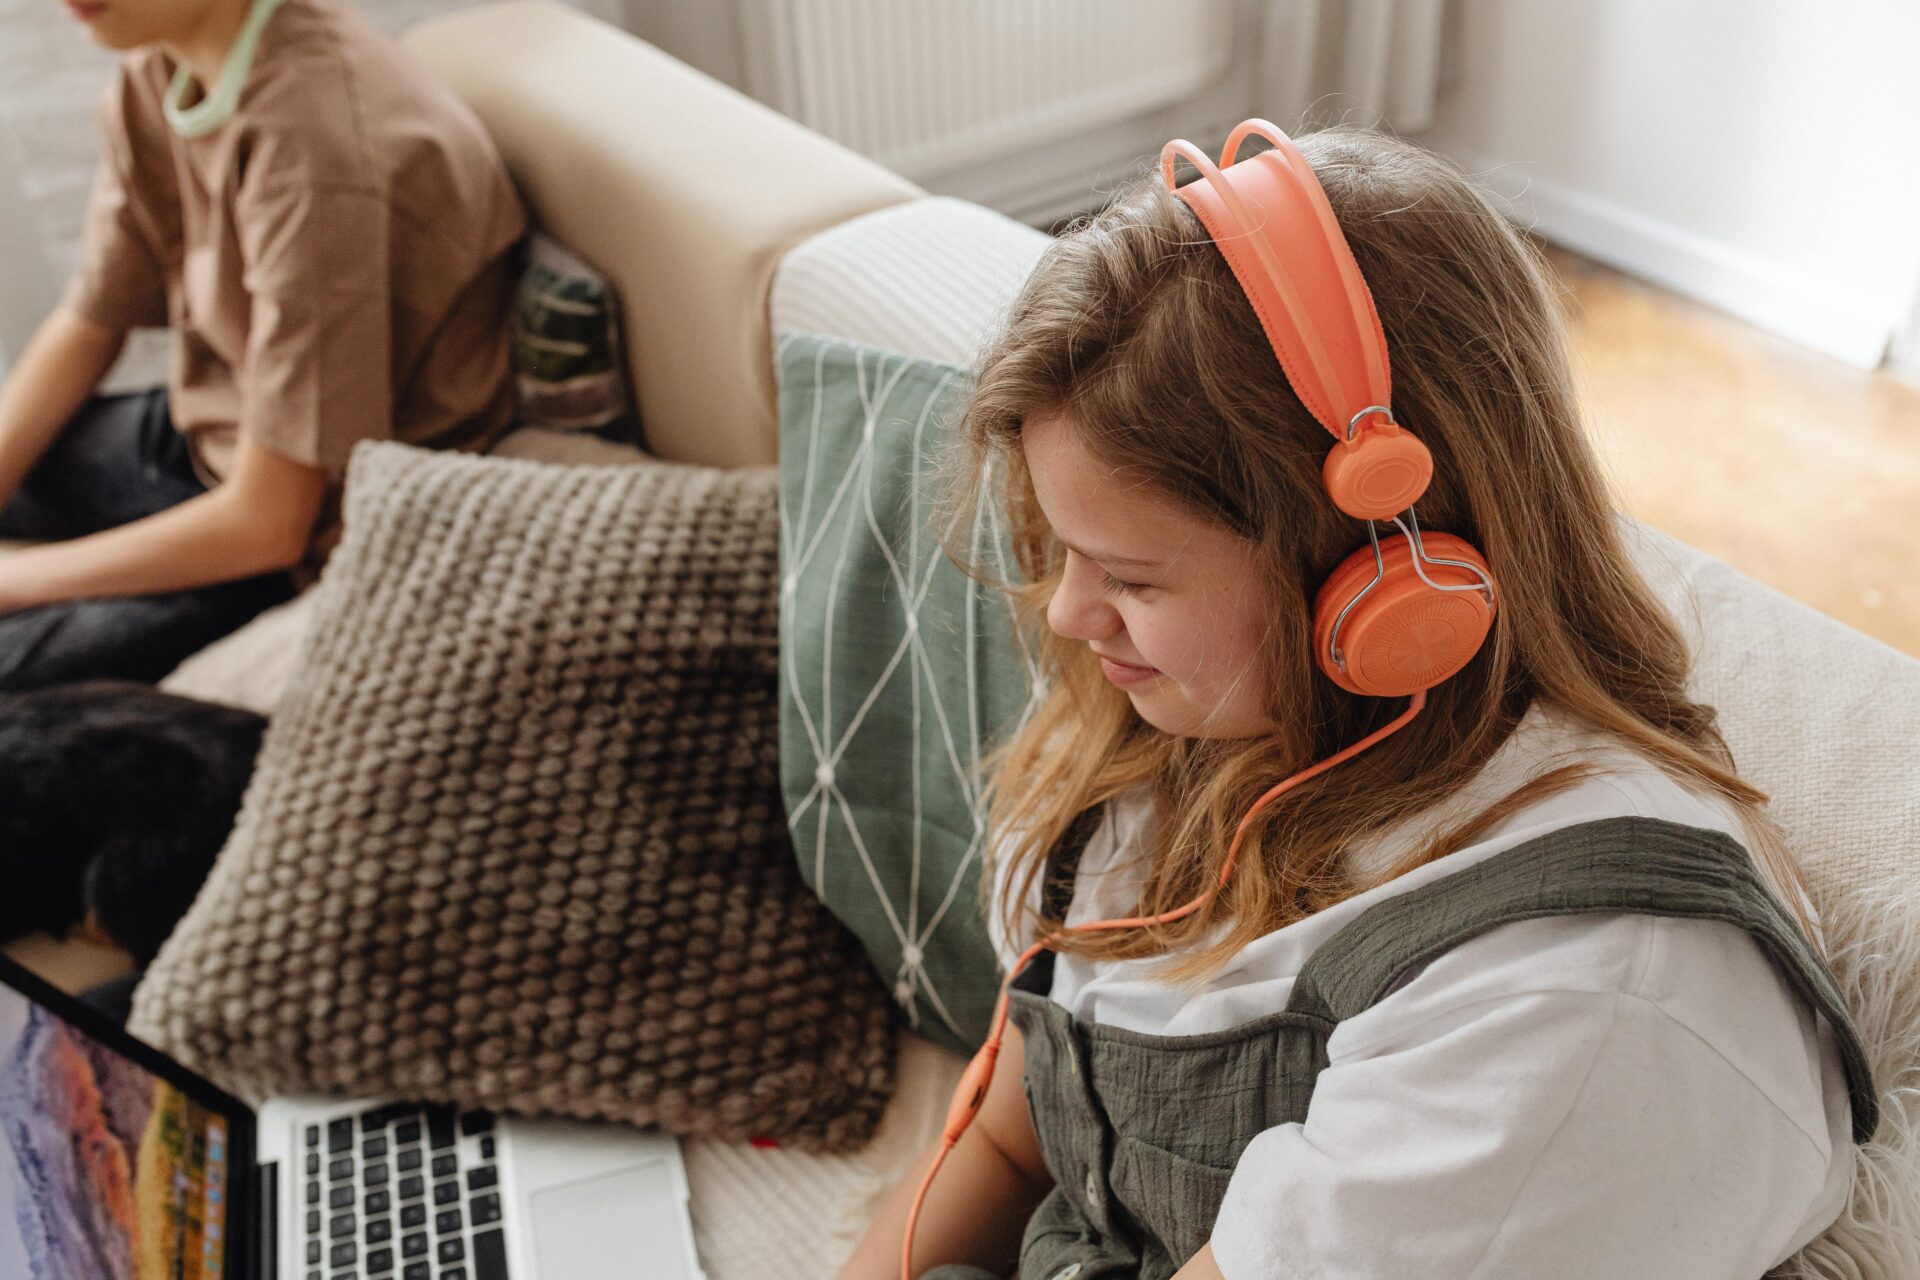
top-left (128, 441), bottom-right (896, 1152)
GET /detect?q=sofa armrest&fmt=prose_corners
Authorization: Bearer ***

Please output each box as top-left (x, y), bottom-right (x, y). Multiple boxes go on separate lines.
top-left (400, 0), bottom-right (922, 469)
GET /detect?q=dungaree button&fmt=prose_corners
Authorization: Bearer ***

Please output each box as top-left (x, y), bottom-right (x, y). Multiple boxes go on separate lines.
top-left (1049, 1265), bottom-right (1083, 1280)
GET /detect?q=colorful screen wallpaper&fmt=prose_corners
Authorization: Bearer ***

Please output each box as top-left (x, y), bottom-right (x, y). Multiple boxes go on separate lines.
top-left (1, 989), bottom-right (230, 1280)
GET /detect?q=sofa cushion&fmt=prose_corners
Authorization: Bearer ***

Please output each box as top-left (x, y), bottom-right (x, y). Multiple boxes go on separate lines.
top-left (776, 332), bottom-right (1038, 1056)
top-left (771, 195), bottom-right (1052, 369)
top-left (159, 428), bottom-right (655, 715)
top-left (510, 231), bottom-right (641, 444)
top-left (132, 440), bottom-right (896, 1152)
top-left (1615, 520), bottom-right (1920, 912)
top-left (769, 197), bottom-right (1053, 1058)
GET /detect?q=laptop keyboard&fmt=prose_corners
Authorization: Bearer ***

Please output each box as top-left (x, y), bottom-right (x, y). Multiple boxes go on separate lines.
top-left (299, 1103), bottom-right (508, 1280)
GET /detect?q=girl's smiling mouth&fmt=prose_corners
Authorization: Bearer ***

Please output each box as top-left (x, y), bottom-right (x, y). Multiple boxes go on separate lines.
top-left (1098, 654), bottom-right (1159, 685)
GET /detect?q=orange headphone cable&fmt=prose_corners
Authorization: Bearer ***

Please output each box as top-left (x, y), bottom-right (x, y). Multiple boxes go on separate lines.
top-left (900, 689), bottom-right (1429, 1280)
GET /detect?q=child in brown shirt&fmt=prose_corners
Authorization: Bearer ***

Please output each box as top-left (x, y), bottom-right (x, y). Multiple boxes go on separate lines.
top-left (0, 0), bottom-right (526, 689)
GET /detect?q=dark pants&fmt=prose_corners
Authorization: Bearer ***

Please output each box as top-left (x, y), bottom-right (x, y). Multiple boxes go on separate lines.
top-left (80, 972), bottom-right (142, 1027)
top-left (0, 389), bottom-right (297, 691)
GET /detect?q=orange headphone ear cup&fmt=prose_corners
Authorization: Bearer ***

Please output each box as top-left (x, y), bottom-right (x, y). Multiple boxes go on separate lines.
top-left (1311, 532), bottom-right (1495, 698)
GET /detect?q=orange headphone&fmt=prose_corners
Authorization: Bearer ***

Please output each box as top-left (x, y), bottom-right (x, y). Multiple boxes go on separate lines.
top-left (899, 120), bottom-right (1498, 1279)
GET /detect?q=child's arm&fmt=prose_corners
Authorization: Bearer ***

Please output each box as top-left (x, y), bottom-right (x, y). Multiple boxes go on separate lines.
top-left (0, 305), bottom-right (127, 509)
top-left (837, 1020), bottom-right (1054, 1280)
top-left (0, 432), bottom-right (325, 611)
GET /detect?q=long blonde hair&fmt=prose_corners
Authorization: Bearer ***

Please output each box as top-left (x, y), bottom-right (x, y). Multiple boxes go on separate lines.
top-left (933, 125), bottom-right (1822, 982)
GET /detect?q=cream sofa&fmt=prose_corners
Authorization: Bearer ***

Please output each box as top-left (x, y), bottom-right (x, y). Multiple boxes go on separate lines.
top-left (9, 2), bottom-right (1919, 1274)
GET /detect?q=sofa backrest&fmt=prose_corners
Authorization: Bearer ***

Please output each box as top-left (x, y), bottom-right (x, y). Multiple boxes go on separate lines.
top-left (399, 0), bottom-right (921, 470)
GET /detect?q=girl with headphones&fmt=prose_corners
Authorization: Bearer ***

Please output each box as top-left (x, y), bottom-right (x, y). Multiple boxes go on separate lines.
top-left (838, 122), bottom-right (1875, 1280)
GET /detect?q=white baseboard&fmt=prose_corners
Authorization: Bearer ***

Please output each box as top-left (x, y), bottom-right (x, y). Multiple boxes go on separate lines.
top-left (1425, 140), bottom-right (1901, 372)
top-left (1889, 284), bottom-right (1920, 390)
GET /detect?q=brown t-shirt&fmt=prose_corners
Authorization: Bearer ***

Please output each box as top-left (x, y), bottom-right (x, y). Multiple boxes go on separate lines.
top-left (64, 0), bottom-right (527, 568)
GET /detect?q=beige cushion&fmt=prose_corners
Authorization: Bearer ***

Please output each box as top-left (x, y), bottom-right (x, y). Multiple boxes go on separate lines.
top-left (398, 0), bottom-right (922, 470)
top-left (132, 442), bottom-right (899, 1153)
top-left (159, 429), bottom-right (653, 715)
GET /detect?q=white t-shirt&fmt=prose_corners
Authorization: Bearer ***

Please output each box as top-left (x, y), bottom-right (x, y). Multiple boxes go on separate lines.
top-left (985, 699), bottom-right (1857, 1280)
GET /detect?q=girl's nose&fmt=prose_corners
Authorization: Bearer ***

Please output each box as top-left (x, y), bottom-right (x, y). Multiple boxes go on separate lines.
top-left (1047, 553), bottom-right (1122, 643)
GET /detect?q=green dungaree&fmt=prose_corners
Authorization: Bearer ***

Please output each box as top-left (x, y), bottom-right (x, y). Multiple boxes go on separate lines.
top-left (924, 815), bottom-right (1879, 1280)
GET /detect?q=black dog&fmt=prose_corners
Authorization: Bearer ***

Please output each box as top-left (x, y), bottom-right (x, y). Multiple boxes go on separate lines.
top-left (0, 681), bottom-right (266, 965)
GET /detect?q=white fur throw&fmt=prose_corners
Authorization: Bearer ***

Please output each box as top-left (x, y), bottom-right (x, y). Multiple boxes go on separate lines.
top-left (1767, 880), bottom-right (1920, 1278)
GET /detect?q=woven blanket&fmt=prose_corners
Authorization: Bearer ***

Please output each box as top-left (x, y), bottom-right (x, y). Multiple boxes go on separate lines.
top-left (130, 441), bottom-right (896, 1152)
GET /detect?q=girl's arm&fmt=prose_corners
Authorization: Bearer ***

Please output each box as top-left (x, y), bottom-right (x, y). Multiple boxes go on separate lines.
top-left (0, 305), bottom-right (126, 509)
top-left (0, 431), bottom-right (325, 611)
top-left (1174, 1244), bottom-right (1226, 1279)
top-left (838, 1021), bottom-right (1054, 1280)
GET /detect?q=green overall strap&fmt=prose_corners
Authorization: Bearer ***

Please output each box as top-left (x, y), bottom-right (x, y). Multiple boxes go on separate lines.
top-left (1285, 815), bottom-right (1879, 1144)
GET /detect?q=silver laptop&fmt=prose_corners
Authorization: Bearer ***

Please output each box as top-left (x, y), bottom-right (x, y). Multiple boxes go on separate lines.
top-left (0, 953), bottom-right (706, 1280)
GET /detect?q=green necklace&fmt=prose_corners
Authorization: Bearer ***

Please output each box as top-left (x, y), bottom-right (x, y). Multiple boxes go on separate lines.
top-left (162, 0), bottom-right (292, 138)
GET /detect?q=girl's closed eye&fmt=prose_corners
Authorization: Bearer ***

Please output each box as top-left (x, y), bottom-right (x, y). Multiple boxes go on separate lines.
top-left (1100, 571), bottom-right (1149, 597)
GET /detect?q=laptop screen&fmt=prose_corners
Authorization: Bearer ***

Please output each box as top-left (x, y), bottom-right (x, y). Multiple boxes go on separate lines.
top-left (0, 957), bottom-right (253, 1280)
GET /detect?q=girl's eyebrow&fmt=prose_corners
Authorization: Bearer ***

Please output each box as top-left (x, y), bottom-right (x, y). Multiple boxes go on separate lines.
top-left (1059, 538), bottom-right (1162, 569)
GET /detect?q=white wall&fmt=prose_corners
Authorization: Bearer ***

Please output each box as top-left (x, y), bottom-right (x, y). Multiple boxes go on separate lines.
top-left (1407, 0), bottom-right (1920, 372)
top-left (0, 121), bottom-right (54, 374)
top-left (1892, 281), bottom-right (1920, 385)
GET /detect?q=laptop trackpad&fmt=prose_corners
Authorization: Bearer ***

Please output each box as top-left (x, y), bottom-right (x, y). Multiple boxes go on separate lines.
top-left (530, 1162), bottom-right (697, 1280)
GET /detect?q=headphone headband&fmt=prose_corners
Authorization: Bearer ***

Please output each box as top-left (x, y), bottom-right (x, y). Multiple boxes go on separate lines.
top-left (1161, 121), bottom-right (1392, 444)
top-left (1161, 122), bottom-right (1433, 521)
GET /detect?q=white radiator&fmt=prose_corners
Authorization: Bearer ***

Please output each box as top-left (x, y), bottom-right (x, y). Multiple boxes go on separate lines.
top-left (750, 0), bottom-right (1238, 178)
top-left (734, 0), bottom-right (1453, 226)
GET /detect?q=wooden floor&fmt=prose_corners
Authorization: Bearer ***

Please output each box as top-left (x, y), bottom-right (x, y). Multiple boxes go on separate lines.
top-left (1537, 238), bottom-right (1920, 658)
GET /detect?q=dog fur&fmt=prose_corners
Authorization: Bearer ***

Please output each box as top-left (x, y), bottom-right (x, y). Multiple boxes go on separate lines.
top-left (0, 680), bottom-right (265, 964)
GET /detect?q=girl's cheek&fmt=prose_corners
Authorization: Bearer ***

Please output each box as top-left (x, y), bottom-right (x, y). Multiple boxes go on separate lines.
top-left (1136, 616), bottom-right (1185, 674)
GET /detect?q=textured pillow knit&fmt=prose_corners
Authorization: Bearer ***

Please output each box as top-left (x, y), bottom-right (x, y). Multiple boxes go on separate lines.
top-left (128, 441), bottom-right (896, 1152)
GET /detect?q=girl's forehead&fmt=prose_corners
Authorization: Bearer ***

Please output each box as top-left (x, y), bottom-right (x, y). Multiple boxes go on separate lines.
top-left (1022, 411), bottom-right (1221, 565)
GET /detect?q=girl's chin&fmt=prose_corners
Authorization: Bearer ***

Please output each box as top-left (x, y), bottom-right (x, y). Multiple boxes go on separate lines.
top-left (1132, 698), bottom-right (1278, 742)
